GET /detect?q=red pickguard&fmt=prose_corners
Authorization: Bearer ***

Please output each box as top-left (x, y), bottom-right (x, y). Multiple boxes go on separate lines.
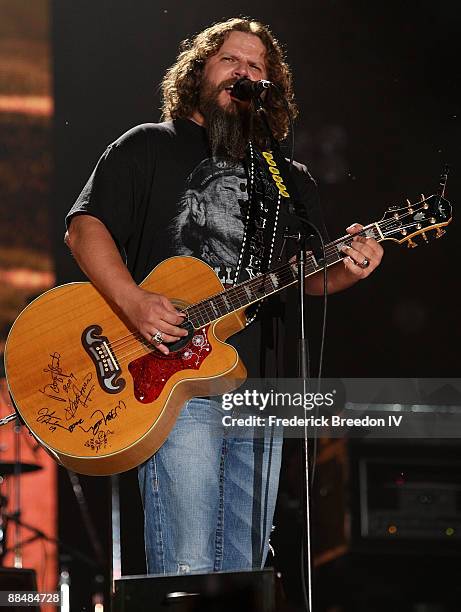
top-left (128, 326), bottom-right (212, 404)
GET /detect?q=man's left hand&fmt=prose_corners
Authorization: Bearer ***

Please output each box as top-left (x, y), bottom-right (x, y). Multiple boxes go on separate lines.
top-left (341, 222), bottom-right (384, 279)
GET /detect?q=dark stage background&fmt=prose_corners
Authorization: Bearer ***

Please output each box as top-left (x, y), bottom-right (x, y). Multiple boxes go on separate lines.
top-left (51, 1), bottom-right (460, 610)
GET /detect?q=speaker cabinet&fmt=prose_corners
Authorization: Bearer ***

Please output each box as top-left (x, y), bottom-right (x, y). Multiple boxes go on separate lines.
top-left (113, 568), bottom-right (275, 612)
top-left (313, 439), bottom-right (461, 565)
top-left (311, 440), bottom-right (461, 611)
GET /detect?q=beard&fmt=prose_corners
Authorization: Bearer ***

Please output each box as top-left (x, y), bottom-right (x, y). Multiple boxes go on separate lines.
top-left (199, 78), bottom-right (254, 161)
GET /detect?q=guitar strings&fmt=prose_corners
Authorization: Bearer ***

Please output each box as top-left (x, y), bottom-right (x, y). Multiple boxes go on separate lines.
top-left (109, 225), bottom-right (362, 352)
top-left (109, 220), bottom-right (424, 361)
top-left (110, 220), bottom-right (377, 351)
top-left (107, 207), bottom-right (434, 361)
top-left (110, 252), bottom-right (342, 364)
top-left (110, 264), bottom-right (301, 364)
top-left (180, 210), bottom-right (428, 324)
top-left (180, 213), bottom-right (435, 325)
top-left (109, 262), bottom-right (301, 355)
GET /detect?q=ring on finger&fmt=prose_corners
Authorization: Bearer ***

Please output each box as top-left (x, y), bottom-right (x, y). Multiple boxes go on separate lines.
top-left (151, 330), bottom-right (164, 344)
top-left (359, 257), bottom-right (370, 269)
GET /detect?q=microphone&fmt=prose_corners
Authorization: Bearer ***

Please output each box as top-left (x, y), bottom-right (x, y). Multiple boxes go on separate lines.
top-left (230, 77), bottom-right (273, 101)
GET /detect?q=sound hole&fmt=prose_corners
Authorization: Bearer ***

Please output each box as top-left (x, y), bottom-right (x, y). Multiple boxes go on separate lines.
top-left (167, 320), bottom-right (195, 353)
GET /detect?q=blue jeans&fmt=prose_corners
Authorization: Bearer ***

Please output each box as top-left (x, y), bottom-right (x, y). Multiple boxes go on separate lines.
top-left (138, 397), bottom-right (283, 575)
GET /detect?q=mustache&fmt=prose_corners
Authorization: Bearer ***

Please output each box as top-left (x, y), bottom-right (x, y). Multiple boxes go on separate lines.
top-left (216, 78), bottom-right (239, 92)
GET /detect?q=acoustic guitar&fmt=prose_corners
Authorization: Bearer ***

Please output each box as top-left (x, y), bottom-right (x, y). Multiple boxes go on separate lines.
top-left (4, 194), bottom-right (452, 475)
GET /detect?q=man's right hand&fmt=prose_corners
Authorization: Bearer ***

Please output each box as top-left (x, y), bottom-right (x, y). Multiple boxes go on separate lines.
top-left (123, 287), bottom-right (188, 355)
top-left (65, 216), bottom-right (188, 356)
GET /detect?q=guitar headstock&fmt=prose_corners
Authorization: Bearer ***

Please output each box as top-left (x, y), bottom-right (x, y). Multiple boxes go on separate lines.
top-left (379, 194), bottom-right (452, 247)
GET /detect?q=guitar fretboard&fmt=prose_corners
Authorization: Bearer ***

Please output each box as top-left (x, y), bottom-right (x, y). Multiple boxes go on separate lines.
top-left (185, 223), bottom-right (382, 328)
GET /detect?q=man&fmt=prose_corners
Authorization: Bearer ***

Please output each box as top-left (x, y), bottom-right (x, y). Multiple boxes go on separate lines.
top-left (65, 18), bottom-right (383, 575)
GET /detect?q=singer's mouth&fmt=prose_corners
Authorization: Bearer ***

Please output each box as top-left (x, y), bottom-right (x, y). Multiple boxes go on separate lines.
top-left (220, 79), bottom-right (237, 91)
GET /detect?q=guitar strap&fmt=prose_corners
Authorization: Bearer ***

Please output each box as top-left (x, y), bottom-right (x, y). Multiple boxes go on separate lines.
top-left (264, 143), bottom-right (305, 220)
top-left (261, 144), bottom-right (321, 253)
top-left (232, 143), bottom-right (282, 323)
top-left (233, 141), bottom-right (306, 324)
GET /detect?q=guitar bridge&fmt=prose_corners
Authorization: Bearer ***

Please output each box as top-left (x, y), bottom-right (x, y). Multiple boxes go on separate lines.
top-left (82, 325), bottom-right (126, 394)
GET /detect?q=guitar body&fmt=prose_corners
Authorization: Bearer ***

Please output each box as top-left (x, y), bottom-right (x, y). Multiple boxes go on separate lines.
top-left (5, 257), bottom-right (247, 475)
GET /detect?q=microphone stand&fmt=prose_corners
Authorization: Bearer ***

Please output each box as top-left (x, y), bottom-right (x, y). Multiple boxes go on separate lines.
top-left (253, 95), bottom-right (314, 612)
top-left (253, 97), bottom-right (277, 149)
top-left (298, 238), bottom-right (314, 612)
top-left (13, 416), bottom-right (23, 568)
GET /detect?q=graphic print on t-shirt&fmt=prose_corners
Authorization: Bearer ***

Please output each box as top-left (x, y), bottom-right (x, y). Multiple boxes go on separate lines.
top-left (170, 157), bottom-right (248, 287)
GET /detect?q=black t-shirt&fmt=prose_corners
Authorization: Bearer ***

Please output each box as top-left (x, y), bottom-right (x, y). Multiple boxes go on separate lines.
top-left (66, 119), bottom-right (327, 378)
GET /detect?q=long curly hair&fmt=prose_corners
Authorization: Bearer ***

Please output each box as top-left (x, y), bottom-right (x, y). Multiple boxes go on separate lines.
top-left (161, 17), bottom-right (298, 145)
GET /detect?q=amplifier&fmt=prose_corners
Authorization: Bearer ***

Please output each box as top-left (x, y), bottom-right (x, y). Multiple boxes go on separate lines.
top-left (313, 439), bottom-right (461, 565)
top-left (113, 568), bottom-right (275, 612)
top-left (360, 457), bottom-right (461, 539)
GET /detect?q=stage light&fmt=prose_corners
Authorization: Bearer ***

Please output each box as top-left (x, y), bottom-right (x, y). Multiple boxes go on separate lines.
top-left (59, 570), bottom-right (70, 612)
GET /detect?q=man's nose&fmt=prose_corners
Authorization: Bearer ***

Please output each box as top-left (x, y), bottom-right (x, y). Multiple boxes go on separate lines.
top-left (233, 61), bottom-right (250, 79)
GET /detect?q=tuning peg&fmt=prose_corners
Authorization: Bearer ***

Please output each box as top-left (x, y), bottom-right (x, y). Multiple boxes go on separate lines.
top-left (421, 231), bottom-right (429, 243)
top-left (407, 238), bottom-right (418, 248)
top-left (406, 198), bottom-right (414, 213)
top-left (436, 228), bottom-right (446, 239)
top-left (421, 194), bottom-right (429, 209)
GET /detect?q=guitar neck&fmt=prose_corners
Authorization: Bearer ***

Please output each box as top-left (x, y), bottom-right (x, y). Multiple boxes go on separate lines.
top-left (185, 222), bottom-right (383, 328)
